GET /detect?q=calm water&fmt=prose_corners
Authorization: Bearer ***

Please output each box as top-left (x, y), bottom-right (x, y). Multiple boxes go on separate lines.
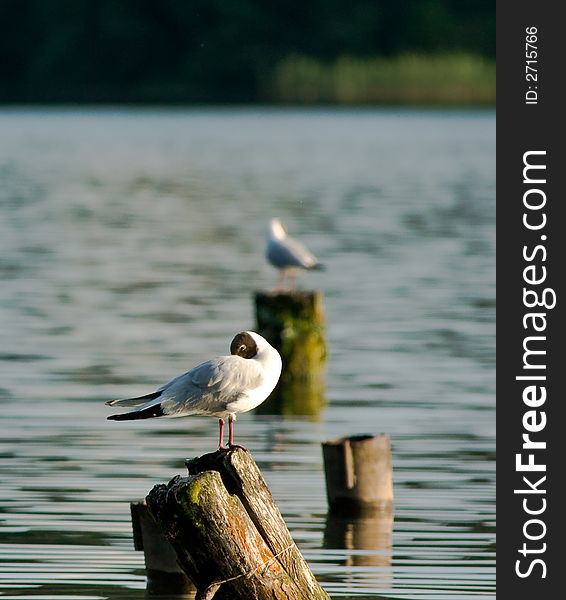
top-left (0, 108), bottom-right (495, 599)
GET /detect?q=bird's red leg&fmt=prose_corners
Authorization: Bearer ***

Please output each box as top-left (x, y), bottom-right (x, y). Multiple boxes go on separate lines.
top-left (218, 418), bottom-right (228, 451)
top-left (228, 414), bottom-right (247, 451)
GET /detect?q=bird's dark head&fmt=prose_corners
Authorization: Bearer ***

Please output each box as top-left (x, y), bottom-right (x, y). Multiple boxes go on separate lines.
top-left (230, 331), bottom-right (259, 359)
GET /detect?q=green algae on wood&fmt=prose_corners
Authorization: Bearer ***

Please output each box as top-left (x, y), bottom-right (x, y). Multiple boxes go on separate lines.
top-left (255, 290), bottom-right (327, 416)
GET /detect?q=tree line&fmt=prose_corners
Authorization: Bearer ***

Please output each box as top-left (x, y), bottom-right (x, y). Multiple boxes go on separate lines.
top-left (0, 0), bottom-right (495, 103)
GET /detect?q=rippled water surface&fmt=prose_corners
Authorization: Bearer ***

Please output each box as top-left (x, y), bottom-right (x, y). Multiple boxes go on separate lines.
top-left (0, 108), bottom-right (495, 599)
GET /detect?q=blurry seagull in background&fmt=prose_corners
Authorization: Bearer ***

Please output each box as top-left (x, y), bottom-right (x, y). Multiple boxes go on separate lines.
top-left (106, 331), bottom-right (282, 451)
top-left (266, 218), bottom-right (324, 289)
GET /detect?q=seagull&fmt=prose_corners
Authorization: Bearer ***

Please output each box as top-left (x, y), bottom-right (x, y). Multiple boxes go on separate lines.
top-left (266, 218), bottom-right (323, 289)
top-left (106, 331), bottom-right (282, 451)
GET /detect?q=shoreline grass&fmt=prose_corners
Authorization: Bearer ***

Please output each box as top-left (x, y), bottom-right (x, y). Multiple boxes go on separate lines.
top-left (265, 53), bottom-right (495, 105)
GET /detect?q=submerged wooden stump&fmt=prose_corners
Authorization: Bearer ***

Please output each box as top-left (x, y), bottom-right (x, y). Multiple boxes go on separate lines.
top-left (131, 501), bottom-right (195, 595)
top-left (322, 434), bottom-right (394, 514)
top-left (255, 290), bottom-right (326, 415)
top-left (146, 449), bottom-right (330, 600)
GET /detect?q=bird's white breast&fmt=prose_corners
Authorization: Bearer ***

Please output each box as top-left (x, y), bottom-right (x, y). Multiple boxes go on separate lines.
top-left (226, 349), bottom-right (282, 414)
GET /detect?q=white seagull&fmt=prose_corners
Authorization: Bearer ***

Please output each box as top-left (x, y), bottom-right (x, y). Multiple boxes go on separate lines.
top-left (266, 218), bottom-right (323, 289)
top-left (106, 331), bottom-right (282, 451)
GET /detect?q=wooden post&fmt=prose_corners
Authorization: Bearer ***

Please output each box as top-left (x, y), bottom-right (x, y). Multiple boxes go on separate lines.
top-left (130, 501), bottom-right (196, 595)
top-left (146, 449), bottom-right (330, 600)
top-left (255, 290), bottom-right (326, 415)
top-left (322, 434), bottom-right (394, 514)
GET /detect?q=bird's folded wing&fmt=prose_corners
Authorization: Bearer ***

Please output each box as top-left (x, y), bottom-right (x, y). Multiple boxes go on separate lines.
top-left (156, 355), bottom-right (264, 414)
top-left (189, 356), bottom-right (263, 393)
top-left (268, 237), bottom-right (317, 268)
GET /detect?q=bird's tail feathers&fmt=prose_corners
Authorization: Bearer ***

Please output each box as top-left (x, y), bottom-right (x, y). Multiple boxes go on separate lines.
top-left (309, 262), bottom-right (325, 271)
top-left (105, 390), bottom-right (162, 408)
top-left (107, 402), bottom-right (165, 421)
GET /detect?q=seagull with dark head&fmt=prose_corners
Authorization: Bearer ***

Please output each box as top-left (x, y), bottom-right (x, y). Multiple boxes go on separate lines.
top-left (106, 331), bottom-right (282, 451)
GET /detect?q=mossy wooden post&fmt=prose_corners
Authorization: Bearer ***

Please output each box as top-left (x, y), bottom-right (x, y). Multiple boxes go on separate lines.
top-left (322, 434), bottom-right (394, 514)
top-left (146, 449), bottom-right (330, 600)
top-left (130, 501), bottom-right (195, 595)
top-left (255, 290), bottom-right (326, 415)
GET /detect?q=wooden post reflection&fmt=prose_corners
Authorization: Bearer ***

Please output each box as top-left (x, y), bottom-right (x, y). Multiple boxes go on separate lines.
top-left (324, 510), bottom-right (393, 569)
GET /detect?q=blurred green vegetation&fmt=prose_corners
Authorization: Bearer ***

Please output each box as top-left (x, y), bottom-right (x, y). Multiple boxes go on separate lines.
top-left (0, 0), bottom-right (495, 104)
top-left (268, 53), bottom-right (495, 105)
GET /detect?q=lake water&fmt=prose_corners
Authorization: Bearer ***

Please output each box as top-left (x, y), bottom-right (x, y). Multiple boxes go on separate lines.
top-left (0, 108), bottom-right (495, 599)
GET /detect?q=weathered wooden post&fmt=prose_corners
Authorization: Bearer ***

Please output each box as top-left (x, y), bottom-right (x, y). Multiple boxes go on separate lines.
top-left (255, 290), bottom-right (326, 415)
top-left (130, 501), bottom-right (196, 595)
top-left (146, 449), bottom-right (330, 600)
top-left (322, 434), bottom-right (394, 514)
